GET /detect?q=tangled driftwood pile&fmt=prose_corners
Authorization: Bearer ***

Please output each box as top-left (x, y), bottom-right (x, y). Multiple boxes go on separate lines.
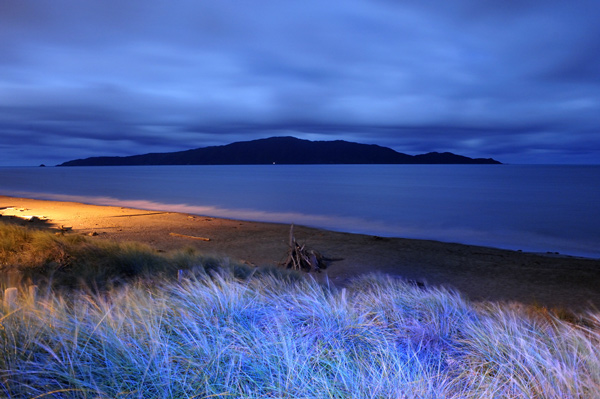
top-left (280, 224), bottom-right (327, 272)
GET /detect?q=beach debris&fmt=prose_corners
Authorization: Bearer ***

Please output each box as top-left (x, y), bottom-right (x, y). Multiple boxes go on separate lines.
top-left (21, 215), bottom-right (48, 222)
top-left (280, 224), bottom-right (327, 272)
top-left (0, 213), bottom-right (48, 222)
top-left (169, 232), bottom-right (211, 241)
top-left (372, 235), bottom-right (390, 242)
top-left (0, 207), bottom-right (46, 221)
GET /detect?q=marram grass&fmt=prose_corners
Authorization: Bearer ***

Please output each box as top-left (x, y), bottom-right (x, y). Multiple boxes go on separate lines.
top-left (1, 222), bottom-right (227, 289)
top-left (0, 271), bottom-right (599, 398)
top-left (1, 222), bottom-right (599, 398)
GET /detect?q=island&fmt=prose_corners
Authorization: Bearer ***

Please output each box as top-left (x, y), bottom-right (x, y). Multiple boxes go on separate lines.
top-left (57, 136), bottom-right (501, 166)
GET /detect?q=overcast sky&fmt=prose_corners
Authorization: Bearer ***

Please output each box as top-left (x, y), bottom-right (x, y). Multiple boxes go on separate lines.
top-left (1, 1), bottom-right (599, 166)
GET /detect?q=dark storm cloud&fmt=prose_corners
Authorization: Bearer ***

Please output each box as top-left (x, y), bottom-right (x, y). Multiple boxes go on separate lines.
top-left (0, 0), bottom-right (599, 165)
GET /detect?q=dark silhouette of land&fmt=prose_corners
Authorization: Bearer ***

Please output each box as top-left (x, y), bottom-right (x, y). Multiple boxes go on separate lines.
top-left (58, 136), bottom-right (501, 166)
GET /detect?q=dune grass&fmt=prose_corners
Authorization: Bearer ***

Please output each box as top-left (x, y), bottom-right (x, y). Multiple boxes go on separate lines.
top-left (1, 222), bottom-right (599, 398)
top-left (0, 222), bottom-right (225, 289)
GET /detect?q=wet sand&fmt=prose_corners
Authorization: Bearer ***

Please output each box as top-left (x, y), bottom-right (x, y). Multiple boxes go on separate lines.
top-left (1, 195), bottom-right (599, 311)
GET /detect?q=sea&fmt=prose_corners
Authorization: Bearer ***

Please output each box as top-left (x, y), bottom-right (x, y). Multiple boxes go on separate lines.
top-left (1, 164), bottom-right (599, 258)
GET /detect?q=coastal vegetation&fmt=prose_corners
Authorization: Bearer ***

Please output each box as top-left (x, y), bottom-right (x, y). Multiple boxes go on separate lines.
top-left (1, 222), bottom-right (599, 398)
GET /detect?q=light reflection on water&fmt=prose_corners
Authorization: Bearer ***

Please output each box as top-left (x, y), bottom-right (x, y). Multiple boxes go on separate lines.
top-left (1, 164), bottom-right (599, 258)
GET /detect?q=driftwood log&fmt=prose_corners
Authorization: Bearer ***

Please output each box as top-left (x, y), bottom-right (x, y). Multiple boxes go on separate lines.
top-left (169, 232), bottom-right (211, 241)
top-left (280, 224), bottom-right (326, 272)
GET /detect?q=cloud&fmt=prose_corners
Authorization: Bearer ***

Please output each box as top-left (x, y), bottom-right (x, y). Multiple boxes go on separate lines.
top-left (0, 0), bottom-right (599, 165)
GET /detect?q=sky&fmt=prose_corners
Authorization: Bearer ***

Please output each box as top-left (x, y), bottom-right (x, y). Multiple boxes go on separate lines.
top-left (1, 1), bottom-right (599, 166)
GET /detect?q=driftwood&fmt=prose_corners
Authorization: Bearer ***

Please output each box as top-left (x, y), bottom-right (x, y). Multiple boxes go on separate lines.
top-left (280, 224), bottom-right (326, 272)
top-left (169, 232), bottom-right (211, 241)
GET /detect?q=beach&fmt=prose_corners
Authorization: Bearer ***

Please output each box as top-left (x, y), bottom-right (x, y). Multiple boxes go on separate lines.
top-left (2, 195), bottom-right (599, 311)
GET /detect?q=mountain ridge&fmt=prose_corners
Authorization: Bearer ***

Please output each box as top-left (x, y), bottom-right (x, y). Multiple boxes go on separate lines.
top-left (57, 136), bottom-right (501, 166)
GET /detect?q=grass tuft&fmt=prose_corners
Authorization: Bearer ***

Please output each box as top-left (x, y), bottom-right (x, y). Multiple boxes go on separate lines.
top-left (0, 222), bottom-right (235, 289)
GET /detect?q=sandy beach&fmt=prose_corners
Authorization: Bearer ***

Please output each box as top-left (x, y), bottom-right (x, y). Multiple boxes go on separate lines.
top-left (1, 195), bottom-right (599, 311)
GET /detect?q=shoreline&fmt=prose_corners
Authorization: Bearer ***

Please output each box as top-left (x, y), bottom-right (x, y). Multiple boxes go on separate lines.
top-left (2, 195), bottom-right (599, 311)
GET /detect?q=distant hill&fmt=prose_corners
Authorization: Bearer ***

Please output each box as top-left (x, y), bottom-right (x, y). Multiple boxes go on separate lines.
top-left (57, 136), bottom-right (501, 166)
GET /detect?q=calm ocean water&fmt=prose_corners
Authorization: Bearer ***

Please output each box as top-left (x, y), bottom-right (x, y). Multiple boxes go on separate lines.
top-left (1, 165), bottom-right (599, 258)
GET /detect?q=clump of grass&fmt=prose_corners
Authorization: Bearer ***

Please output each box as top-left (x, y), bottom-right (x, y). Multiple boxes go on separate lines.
top-left (1, 270), bottom-right (599, 398)
top-left (0, 222), bottom-right (234, 288)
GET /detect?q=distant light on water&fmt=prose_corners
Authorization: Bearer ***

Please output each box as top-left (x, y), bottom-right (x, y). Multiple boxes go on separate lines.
top-left (1, 165), bottom-right (599, 258)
